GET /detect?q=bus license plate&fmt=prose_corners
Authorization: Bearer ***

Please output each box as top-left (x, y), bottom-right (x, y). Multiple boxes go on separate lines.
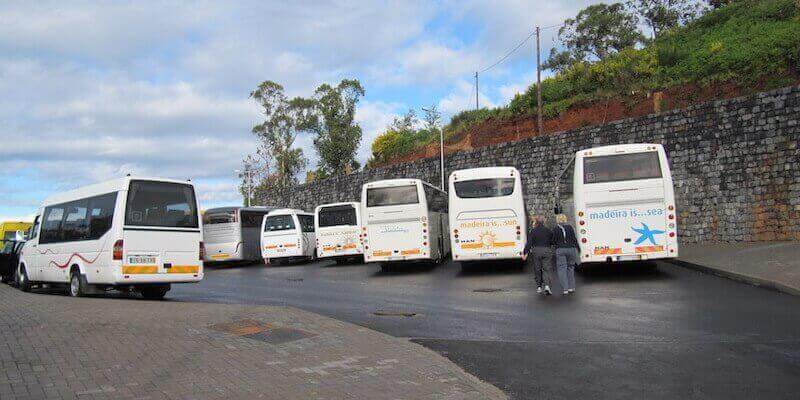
top-left (128, 255), bottom-right (156, 265)
top-left (480, 252), bottom-right (498, 258)
top-left (618, 255), bottom-right (641, 261)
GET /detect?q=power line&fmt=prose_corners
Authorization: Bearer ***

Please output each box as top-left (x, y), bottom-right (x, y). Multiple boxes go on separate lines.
top-left (478, 30), bottom-right (536, 74)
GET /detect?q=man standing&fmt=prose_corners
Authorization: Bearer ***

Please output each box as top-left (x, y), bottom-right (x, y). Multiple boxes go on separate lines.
top-left (526, 214), bottom-right (554, 295)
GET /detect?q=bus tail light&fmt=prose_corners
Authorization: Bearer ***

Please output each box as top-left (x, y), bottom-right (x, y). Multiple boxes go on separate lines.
top-left (578, 211), bottom-right (585, 217)
top-left (423, 242), bottom-right (428, 246)
top-left (668, 214), bottom-right (675, 220)
top-left (579, 220), bottom-right (585, 226)
top-left (113, 240), bottom-right (124, 260)
top-left (669, 232), bottom-right (675, 237)
top-left (199, 242), bottom-right (205, 260)
top-left (581, 238), bottom-right (587, 243)
top-left (668, 205), bottom-right (674, 211)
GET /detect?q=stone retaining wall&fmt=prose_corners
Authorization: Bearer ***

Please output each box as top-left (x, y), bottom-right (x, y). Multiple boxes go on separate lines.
top-left (257, 85), bottom-right (800, 243)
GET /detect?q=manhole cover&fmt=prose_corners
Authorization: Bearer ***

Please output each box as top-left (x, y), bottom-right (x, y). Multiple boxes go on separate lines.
top-left (373, 310), bottom-right (417, 317)
top-left (209, 319), bottom-right (316, 344)
top-left (473, 288), bottom-right (504, 293)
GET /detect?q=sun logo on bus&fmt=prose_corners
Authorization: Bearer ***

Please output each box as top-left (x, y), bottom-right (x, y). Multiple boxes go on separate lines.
top-left (479, 231), bottom-right (496, 248)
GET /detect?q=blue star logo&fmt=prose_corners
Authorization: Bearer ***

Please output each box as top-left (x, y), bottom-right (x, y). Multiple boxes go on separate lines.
top-left (632, 222), bottom-right (665, 245)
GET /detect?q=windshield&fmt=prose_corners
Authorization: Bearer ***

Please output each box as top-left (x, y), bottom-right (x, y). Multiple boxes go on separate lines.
top-left (125, 180), bottom-right (199, 228)
top-left (454, 178), bottom-right (515, 199)
top-left (264, 214), bottom-right (295, 232)
top-left (203, 211), bottom-right (236, 225)
top-left (366, 185), bottom-right (419, 207)
top-left (583, 152), bottom-right (662, 184)
top-left (318, 205), bottom-right (357, 227)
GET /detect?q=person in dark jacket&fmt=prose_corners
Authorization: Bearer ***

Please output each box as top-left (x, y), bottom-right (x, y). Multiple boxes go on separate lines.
top-left (553, 214), bottom-right (580, 295)
top-left (525, 214), bottom-right (555, 295)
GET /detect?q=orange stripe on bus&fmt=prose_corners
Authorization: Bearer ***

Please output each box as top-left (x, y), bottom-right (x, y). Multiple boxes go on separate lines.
top-left (635, 245), bottom-right (664, 253)
top-left (593, 248), bottom-right (622, 255)
top-left (492, 242), bottom-right (515, 248)
top-left (372, 250), bottom-right (391, 257)
top-left (122, 265), bottom-right (158, 274)
top-left (401, 249), bottom-right (421, 255)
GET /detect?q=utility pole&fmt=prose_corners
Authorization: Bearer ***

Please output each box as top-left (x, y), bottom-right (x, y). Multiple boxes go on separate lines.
top-left (536, 25), bottom-right (543, 136)
top-left (474, 71), bottom-right (479, 110)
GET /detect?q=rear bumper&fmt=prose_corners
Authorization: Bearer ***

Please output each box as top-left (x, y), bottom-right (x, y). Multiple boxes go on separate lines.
top-left (204, 242), bottom-right (242, 262)
top-left (114, 271), bottom-right (203, 284)
top-left (452, 248), bottom-right (524, 262)
top-left (318, 247), bottom-right (363, 259)
top-left (581, 249), bottom-right (677, 263)
top-left (365, 252), bottom-right (431, 263)
top-left (263, 247), bottom-right (308, 259)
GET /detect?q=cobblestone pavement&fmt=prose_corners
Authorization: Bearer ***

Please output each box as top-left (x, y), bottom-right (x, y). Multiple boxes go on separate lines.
top-left (0, 284), bottom-right (506, 400)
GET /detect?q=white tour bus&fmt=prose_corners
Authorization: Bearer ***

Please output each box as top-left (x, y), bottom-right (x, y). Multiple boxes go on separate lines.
top-left (573, 143), bottom-right (679, 263)
top-left (361, 179), bottom-right (450, 267)
top-left (449, 167), bottom-right (528, 265)
top-left (314, 202), bottom-right (363, 264)
top-left (17, 177), bottom-right (204, 299)
top-left (260, 209), bottom-right (316, 263)
top-left (202, 206), bottom-right (276, 263)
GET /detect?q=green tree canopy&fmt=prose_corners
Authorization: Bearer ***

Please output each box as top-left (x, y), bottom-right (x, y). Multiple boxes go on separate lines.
top-left (249, 81), bottom-right (307, 192)
top-left (626, 0), bottom-right (703, 38)
top-left (295, 79), bottom-right (365, 178)
top-left (555, 3), bottom-right (644, 62)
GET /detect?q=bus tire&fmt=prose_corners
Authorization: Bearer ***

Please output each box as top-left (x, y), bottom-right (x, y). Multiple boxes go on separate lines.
top-left (379, 263), bottom-right (391, 273)
top-left (141, 285), bottom-right (169, 300)
top-left (69, 269), bottom-right (88, 297)
top-left (17, 264), bottom-right (31, 292)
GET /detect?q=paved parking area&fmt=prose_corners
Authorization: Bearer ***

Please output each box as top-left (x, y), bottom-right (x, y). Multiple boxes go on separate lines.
top-left (173, 259), bottom-right (800, 400)
top-left (0, 284), bottom-right (505, 400)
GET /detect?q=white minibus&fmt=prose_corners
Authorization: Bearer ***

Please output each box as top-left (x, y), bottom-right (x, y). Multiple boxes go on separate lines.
top-left (202, 206), bottom-right (275, 263)
top-left (314, 202), bottom-right (363, 264)
top-left (449, 167), bottom-right (527, 265)
top-left (573, 143), bottom-right (679, 263)
top-left (260, 209), bottom-right (316, 263)
top-left (17, 177), bottom-right (203, 299)
top-left (361, 179), bottom-right (450, 267)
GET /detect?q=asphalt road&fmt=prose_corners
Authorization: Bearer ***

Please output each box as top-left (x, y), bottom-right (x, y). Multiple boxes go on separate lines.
top-left (171, 259), bottom-right (800, 400)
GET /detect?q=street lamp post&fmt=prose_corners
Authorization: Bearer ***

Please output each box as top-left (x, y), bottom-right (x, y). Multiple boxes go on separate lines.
top-left (235, 168), bottom-right (254, 207)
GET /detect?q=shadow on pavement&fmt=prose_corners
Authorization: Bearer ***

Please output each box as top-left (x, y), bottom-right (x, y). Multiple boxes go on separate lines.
top-left (456, 261), bottom-right (528, 277)
top-left (371, 262), bottom-right (438, 277)
top-left (578, 261), bottom-right (673, 283)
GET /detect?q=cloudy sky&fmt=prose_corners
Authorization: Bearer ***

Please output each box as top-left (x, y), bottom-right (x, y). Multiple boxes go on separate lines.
top-left (0, 0), bottom-right (599, 221)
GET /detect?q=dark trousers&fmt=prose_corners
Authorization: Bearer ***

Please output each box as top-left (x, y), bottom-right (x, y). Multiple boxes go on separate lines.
top-left (531, 247), bottom-right (554, 288)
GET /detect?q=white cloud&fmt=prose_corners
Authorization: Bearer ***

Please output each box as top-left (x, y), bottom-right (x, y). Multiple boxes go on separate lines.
top-left (355, 100), bottom-right (407, 164)
top-left (438, 79), bottom-right (497, 116)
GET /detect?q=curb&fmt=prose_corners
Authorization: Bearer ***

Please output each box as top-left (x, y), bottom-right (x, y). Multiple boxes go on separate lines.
top-left (667, 259), bottom-right (800, 297)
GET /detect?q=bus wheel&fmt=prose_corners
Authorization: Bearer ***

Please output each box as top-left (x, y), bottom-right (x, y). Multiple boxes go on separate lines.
top-left (17, 264), bottom-right (31, 292)
top-left (141, 285), bottom-right (169, 300)
top-left (379, 263), bottom-right (391, 273)
top-left (69, 270), bottom-right (88, 297)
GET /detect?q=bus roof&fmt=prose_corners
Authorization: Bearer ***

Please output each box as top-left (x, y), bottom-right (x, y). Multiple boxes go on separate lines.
top-left (364, 178), bottom-right (445, 193)
top-left (205, 206), bottom-right (278, 214)
top-left (450, 166), bottom-right (519, 180)
top-left (267, 208), bottom-right (310, 216)
top-left (41, 176), bottom-right (195, 207)
top-left (577, 143), bottom-right (664, 156)
top-left (315, 202), bottom-right (359, 212)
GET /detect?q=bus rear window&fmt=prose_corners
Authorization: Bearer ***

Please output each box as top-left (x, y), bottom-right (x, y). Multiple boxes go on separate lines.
top-left (366, 186), bottom-right (419, 207)
top-left (454, 178), bottom-right (515, 198)
top-left (318, 205), bottom-right (357, 227)
top-left (264, 215), bottom-right (295, 232)
top-left (583, 152), bottom-right (662, 184)
top-left (125, 181), bottom-right (199, 228)
top-left (203, 211), bottom-right (236, 225)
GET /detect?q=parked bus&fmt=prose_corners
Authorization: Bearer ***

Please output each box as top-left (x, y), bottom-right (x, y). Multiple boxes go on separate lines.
top-left (202, 206), bottom-right (276, 263)
top-left (572, 143), bottom-right (678, 263)
top-left (314, 202), bottom-right (363, 264)
top-left (260, 209), bottom-right (316, 264)
top-left (361, 179), bottom-right (449, 267)
top-left (0, 221), bottom-right (32, 240)
top-left (449, 167), bottom-right (527, 266)
top-left (17, 177), bottom-right (203, 299)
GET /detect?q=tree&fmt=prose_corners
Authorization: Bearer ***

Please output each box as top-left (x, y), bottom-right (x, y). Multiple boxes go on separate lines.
top-left (707, 0), bottom-right (734, 9)
top-left (421, 104), bottom-right (442, 133)
top-left (543, 48), bottom-right (581, 73)
top-left (249, 81), bottom-right (307, 192)
top-left (294, 79), bottom-right (365, 178)
top-left (626, 0), bottom-right (702, 38)
top-left (555, 3), bottom-right (644, 62)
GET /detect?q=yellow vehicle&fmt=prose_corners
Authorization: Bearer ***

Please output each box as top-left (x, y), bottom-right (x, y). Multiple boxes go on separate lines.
top-left (0, 221), bottom-right (32, 240)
